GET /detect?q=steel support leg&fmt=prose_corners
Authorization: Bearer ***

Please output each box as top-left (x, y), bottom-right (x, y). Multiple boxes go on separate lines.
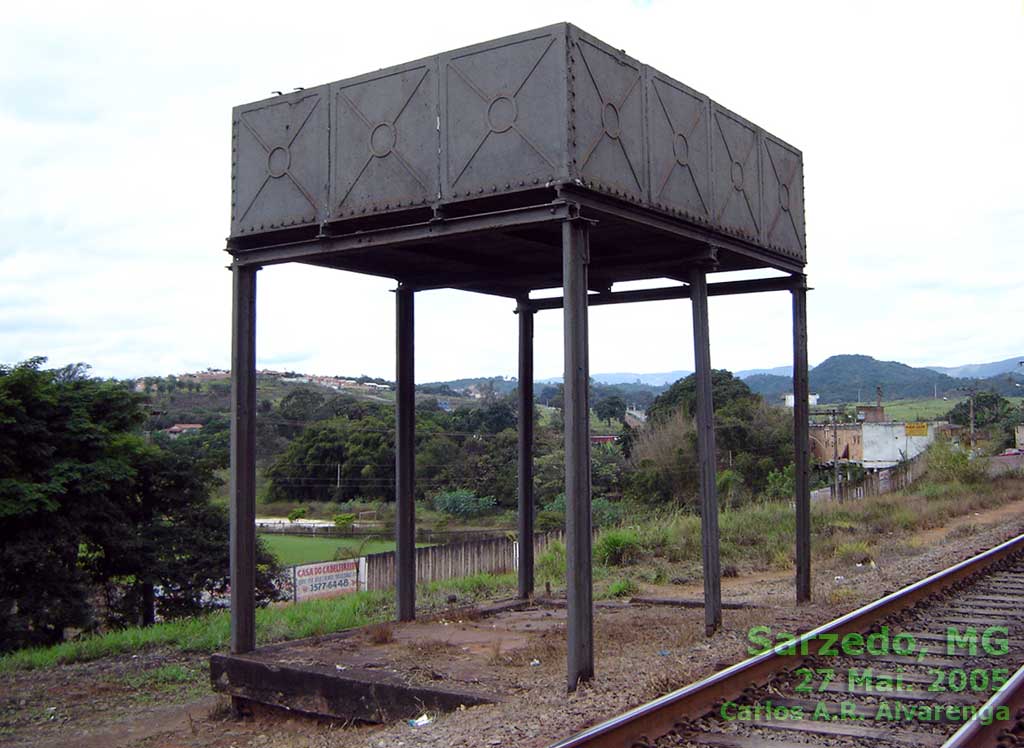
top-left (563, 219), bottom-right (593, 691)
top-left (395, 285), bottom-right (416, 621)
top-left (517, 300), bottom-right (535, 600)
top-left (792, 280), bottom-right (812, 603)
top-left (230, 264), bottom-right (257, 656)
top-left (690, 267), bottom-right (722, 636)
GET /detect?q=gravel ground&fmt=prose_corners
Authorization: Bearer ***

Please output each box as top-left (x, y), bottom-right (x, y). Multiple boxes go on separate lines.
top-left (3, 495), bottom-right (1023, 748)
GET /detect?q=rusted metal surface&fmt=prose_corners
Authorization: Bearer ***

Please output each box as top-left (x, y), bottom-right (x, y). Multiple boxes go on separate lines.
top-left (548, 531), bottom-right (1024, 748)
top-left (228, 23), bottom-right (806, 269)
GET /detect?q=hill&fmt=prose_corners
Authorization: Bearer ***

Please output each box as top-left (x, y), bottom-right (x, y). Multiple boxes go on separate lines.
top-left (735, 365), bottom-right (794, 379)
top-left (540, 370), bottom-right (691, 386)
top-left (927, 355), bottom-right (1024, 379)
top-left (741, 354), bottom-right (1024, 403)
top-left (807, 354), bottom-right (959, 402)
top-left (741, 373), bottom-right (793, 402)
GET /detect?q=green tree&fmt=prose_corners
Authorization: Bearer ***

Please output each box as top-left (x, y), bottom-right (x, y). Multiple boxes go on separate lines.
top-left (594, 395), bottom-right (627, 426)
top-left (946, 391), bottom-right (1011, 428)
top-left (0, 359), bottom-right (279, 650)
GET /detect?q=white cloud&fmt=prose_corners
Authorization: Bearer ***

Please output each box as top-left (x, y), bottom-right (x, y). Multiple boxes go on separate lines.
top-left (2, 0), bottom-right (1022, 380)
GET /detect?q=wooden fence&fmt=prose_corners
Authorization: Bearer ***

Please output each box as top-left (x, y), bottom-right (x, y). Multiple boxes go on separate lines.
top-left (362, 530), bottom-right (564, 591)
top-left (812, 454), bottom-right (929, 503)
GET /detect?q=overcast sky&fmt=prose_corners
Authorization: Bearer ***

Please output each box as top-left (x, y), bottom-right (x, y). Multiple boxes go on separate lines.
top-left (2, 1), bottom-right (1021, 382)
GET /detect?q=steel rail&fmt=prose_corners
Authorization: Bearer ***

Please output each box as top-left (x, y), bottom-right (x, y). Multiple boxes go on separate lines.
top-left (942, 661), bottom-right (1024, 747)
top-left (548, 531), bottom-right (1024, 748)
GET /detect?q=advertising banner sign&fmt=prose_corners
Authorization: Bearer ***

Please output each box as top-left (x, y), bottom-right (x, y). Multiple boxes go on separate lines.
top-left (905, 422), bottom-right (928, 437)
top-left (293, 559), bottom-right (359, 602)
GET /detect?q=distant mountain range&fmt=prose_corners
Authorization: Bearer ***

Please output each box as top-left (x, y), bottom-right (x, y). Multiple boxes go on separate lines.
top-left (925, 356), bottom-right (1024, 380)
top-left (741, 354), bottom-right (1024, 403)
top-left (539, 370), bottom-right (692, 386)
top-left (427, 354), bottom-right (1023, 404)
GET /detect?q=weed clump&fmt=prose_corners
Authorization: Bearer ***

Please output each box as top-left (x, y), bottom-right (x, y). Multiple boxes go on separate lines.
top-left (604, 578), bottom-right (639, 598)
top-left (594, 529), bottom-right (643, 566)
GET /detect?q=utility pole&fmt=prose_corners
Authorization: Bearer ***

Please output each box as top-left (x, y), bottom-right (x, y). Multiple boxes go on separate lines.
top-left (831, 409), bottom-right (840, 502)
top-left (811, 406), bottom-right (843, 502)
top-left (969, 395), bottom-right (975, 451)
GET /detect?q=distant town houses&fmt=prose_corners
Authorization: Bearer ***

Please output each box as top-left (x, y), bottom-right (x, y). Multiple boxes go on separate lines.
top-left (134, 368), bottom-right (394, 394)
top-left (807, 405), bottom-right (961, 470)
top-left (163, 423), bottom-right (203, 439)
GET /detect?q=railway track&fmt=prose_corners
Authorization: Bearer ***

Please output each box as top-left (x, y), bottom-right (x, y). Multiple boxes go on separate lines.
top-left (550, 532), bottom-right (1024, 748)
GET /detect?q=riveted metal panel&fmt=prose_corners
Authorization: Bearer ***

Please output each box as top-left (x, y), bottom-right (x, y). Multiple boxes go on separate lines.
top-left (710, 103), bottom-right (762, 243)
top-left (761, 134), bottom-right (805, 262)
top-left (568, 27), bottom-right (646, 204)
top-left (645, 69), bottom-right (711, 223)
top-left (230, 23), bottom-right (807, 269)
top-left (330, 59), bottom-right (439, 219)
top-left (440, 25), bottom-right (569, 201)
top-left (231, 87), bottom-right (329, 236)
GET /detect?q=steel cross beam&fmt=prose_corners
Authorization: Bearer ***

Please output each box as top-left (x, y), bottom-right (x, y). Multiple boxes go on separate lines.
top-left (229, 202), bottom-right (573, 268)
top-left (521, 275), bottom-right (801, 312)
top-left (556, 186), bottom-right (805, 276)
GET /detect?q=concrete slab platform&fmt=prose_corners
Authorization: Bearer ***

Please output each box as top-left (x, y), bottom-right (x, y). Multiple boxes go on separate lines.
top-left (210, 598), bottom-right (568, 722)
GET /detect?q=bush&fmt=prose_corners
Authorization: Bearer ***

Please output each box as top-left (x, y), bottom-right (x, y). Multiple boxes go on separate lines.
top-left (834, 540), bottom-right (873, 565)
top-left (927, 440), bottom-right (988, 485)
top-left (333, 513), bottom-right (356, 529)
top-left (594, 528), bottom-right (642, 566)
top-left (763, 464), bottom-right (795, 501)
top-left (542, 493), bottom-right (623, 528)
top-left (536, 510), bottom-right (564, 532)
top-left (287, 507), bottom-right (307, 523)
top-left (432, 489), bottom-right (497, 519)
top-left (605, 578), bottom-right (639, 598)
top-left (536, 540), bottom-right (566, 584)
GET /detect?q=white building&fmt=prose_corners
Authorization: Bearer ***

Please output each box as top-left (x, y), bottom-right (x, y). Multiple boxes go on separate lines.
top-left (861, 422), bottom-right (936, 469)
top-left (784, 393), bottom-right (819, 407)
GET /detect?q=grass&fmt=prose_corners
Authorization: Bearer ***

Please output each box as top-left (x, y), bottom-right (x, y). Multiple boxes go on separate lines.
top-left (258, 533), bottom-right (404, 565)
top-left (590, 473), bottom-right (1024, 588)
top-left (874, 398), bottom-right (965, 421)
top-left (603, 578), bottom-right (639, 598)
top-left (834, 540), bottom-right (873, 564)
top-left (121, 663), bottom-right (210, 703)
top-left (825, 396), bottom-right (1024, 423)
top-left (5, 470), bottom-right (1019, 676)
top-left (0, 570), bottom-right (518, 675)
top-left (0, 589), bottom-right (391, 674)
top-left (594, 528), bottom-right (642, 565)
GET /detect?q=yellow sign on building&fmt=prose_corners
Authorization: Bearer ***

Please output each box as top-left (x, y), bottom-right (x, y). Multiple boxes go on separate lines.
top-left (905, 422), bottom-right (929, 437)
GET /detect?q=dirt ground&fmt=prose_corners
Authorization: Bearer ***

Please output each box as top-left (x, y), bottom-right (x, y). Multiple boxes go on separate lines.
top-left (4, 495), bottom-right (1024, 748)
